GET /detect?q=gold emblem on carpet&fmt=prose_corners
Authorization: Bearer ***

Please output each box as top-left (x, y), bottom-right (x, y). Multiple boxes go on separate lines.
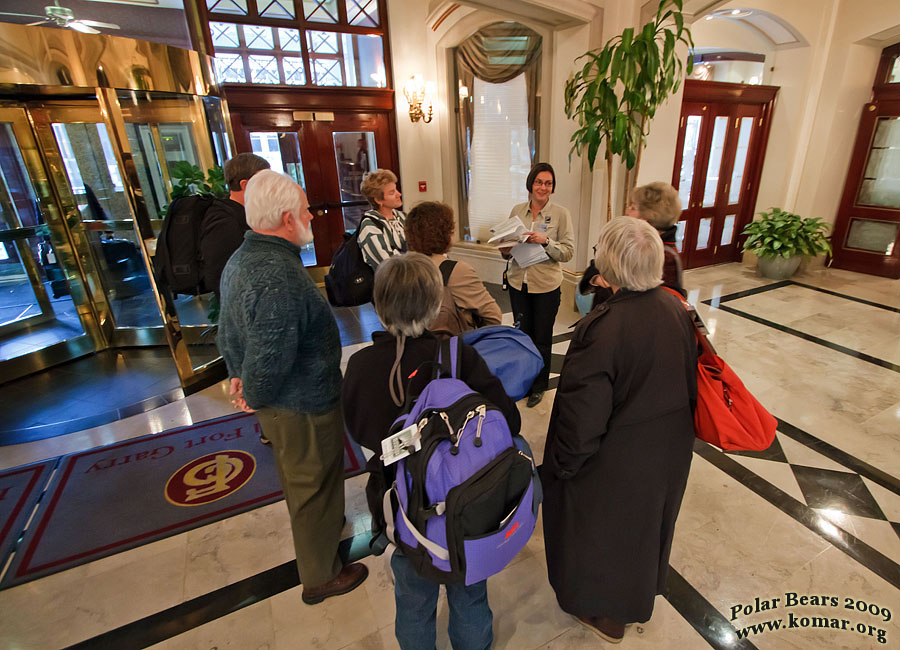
top-left (165, 450), bottom-right (256, 506)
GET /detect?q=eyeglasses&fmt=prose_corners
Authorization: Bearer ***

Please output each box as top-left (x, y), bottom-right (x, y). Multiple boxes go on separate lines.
top-left (532, 180), bottom-right (553, 188)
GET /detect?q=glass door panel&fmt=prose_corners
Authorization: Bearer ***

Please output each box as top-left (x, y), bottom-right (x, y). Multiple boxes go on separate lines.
top-left (0, 107), bottom-right (95, 374)
top-left (47, 119), bottom-right (161, 330)
top-left (249, 130), bottom-right (316, 266)
top-left (857, 117), bottom-right (900, 209)
top-left (333, 130), bottom-right (376, 232)
top-left (117, 92), bottom-right (223, 376)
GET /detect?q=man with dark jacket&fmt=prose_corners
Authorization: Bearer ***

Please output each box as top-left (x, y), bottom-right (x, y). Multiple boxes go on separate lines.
top-left (200, 152), bottom-right (270, 297)
top-left (217, 170), bottom-right (368, 605)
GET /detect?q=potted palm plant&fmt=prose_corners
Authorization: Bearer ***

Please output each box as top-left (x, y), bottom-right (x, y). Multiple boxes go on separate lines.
top-left (564, 0), bottom-right (693, 220)
top-left (741, 208), bottom-right (832, 279)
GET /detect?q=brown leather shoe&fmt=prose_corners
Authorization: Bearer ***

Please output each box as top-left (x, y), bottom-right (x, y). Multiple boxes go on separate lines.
top-left (574, 615), bottom-right (625, 643)
top-left (301, 562), bottom-right (368, 605)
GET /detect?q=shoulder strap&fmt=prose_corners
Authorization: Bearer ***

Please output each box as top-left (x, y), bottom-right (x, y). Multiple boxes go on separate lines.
top-left (437, 336), bottom-right (460, 380)
top-left (438, 259), bottom-right (457, 287)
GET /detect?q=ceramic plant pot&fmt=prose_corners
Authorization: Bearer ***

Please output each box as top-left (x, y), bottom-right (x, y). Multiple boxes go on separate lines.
top-left (757, 255), bottom-right (801, 280)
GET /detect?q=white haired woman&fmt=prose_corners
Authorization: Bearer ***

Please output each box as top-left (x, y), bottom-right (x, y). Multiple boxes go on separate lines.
top-left (579, 181), bottom-right (685, 310)
top-left (342, 253), bottom-right (520, 650)
top-left (542, 216), bottom-right (697, 643)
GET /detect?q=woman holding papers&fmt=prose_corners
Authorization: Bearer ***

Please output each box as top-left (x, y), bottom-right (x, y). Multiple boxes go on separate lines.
top-left (500, 162), bottom-right (575, 407)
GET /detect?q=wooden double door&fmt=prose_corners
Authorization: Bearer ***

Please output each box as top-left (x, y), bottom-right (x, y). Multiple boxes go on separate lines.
top-left (231, 109), bottom-right (397, 268)
top-left (672, 81), bottom-right (777, 269)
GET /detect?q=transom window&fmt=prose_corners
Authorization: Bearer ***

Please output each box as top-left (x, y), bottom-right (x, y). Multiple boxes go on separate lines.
top-left (205, 0), bottom-right (387, 88)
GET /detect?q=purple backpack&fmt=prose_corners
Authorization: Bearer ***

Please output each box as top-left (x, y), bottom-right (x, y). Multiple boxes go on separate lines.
top-left (384, 337), bottom-right (540, 585)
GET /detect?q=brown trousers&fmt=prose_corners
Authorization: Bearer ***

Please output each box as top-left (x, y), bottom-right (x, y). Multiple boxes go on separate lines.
top-left (255, 404), bottom-right (345, 588)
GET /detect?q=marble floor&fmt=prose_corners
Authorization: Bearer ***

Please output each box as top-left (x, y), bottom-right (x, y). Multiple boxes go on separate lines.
top-left (0, 262), bottom-right (898, 649)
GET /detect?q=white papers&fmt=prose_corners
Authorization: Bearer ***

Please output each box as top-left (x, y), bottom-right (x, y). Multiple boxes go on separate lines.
top-left (487, 216), bottom-right (527, 247)
top-left (510, 242), bottom-right (549, 268)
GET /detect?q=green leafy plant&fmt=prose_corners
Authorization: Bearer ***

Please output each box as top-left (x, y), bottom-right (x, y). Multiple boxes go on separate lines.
top-left (564, 0), bottom-right (693, 220)
top-left (169, 161), bottom-right (227, 201)
top-left (741, 208), bottom-right (832, 259)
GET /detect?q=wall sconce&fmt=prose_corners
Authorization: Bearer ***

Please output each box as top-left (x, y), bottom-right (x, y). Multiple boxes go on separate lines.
top-left (403, 74), bottom-right (433, 123)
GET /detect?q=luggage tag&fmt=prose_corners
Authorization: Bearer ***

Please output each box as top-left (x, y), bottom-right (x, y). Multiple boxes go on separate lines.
top-left (381, 422), bottom-right (422, 465)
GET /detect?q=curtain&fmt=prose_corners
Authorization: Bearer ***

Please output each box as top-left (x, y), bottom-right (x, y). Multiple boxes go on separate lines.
top-left (453, 23), bottom-right (542, 237)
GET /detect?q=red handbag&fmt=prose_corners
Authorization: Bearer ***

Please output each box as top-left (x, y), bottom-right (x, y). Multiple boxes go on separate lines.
top-left (663, 288), bottom-right (777, 451)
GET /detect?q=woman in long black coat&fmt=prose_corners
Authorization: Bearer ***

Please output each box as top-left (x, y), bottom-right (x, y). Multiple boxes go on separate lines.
top-left (542, 216), bottom-right (698, 643)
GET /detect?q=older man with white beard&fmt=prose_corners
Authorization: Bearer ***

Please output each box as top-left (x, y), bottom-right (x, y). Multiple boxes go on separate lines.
top-left (217, 170), bottom-right (368, 605)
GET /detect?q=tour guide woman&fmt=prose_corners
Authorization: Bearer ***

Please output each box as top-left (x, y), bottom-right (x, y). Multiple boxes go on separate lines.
top-left (542, 216), bottom-right (697, 643)
top-left (501, 162), bottom-right (575, 407)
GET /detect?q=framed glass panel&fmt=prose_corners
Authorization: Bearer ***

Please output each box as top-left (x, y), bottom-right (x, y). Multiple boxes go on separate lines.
top-left (248, 131), bottom-right (314, 265)
top-left (51, 123), bottom-right (131, 221)
top-left (675, 221), bottom-right (686, 253)
top-left (258, 0), bottom-right (295, 19)
top-left (703, 116), bottom-right (728, 207)
top-left (244, 25), bottom-right (274, 50)
top-left (845, 218), bottom-right (898, 254)
top-left (158, 124), bottom-right (200, 180)
top-left (333, 131), bottom-right (375, 202)
top-left (303, 0), bottom-right (339, 23)
top-left (678, 115), bottom-right (702, 207)
top-left (308, 30), bottom-right (339, 55)
top-left (279, 28), bottom-right (302, 52)
top-left (210, 22), bottom-right (240, 48)
top-left (313, 59), bottom-right (344, 86)
top-left (207, 0), bottom-right (248, 16)
top-left (347, 0), bottom-right (379, 27)
top-left (248, 55), bottom-right (280, 84)
top-left (214, 54), bottom-right (247, 83)
top-left (0, 124), bottom-right (42, 229)
top-left (888, 55), bottom-right (900, 84)
top-left (857, 117), bottom-right (900, 209)
top-left (283, 57), bottom-right (306, 85)
top-left (0, 233), bottom-right (85, 359)
top-left (729, 118), bottom-right (753, 204)
top-left (720, 215), bottom-right (736, 246)
top-left (696, 217), bottom-right (712, 250)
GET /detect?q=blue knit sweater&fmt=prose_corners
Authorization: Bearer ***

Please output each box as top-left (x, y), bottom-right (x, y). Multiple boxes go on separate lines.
top-left (217, 231), bottom-right (341, 414)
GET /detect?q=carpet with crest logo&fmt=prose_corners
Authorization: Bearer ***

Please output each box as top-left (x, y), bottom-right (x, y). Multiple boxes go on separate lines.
top-left (0, 412), bottom-right (365, 589)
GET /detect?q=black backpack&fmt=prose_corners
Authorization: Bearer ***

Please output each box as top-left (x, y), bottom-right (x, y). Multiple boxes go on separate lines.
top-left (325, 216), bottom-right (386, 307)
top-left (154, 195), bottom-right (215, 296)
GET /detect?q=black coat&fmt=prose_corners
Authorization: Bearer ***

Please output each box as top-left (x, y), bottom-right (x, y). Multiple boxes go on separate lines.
top-left (343, 331), bottom-right (521, 534)
top-left (542, 287), bottom-right (697, 623)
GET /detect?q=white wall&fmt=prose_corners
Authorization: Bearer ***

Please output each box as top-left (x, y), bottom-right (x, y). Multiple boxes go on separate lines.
top-left (387, 0), bottom-right (900, 280)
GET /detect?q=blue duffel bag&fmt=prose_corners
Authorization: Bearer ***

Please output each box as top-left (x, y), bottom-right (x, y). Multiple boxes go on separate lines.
top-left (461, 325), bottom-right (543, 401)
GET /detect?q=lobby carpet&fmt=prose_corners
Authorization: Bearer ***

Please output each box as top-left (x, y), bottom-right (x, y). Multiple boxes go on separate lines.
top-left (0, 412), bottom-right (365, 589)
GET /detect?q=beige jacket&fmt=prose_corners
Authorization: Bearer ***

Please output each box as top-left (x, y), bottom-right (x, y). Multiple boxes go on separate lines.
top-left (505, 201), bottom-right (575, 293)
top-left (429, 254), bottom-right (502, 330)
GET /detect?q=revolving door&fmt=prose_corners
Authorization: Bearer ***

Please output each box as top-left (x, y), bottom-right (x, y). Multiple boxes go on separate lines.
top-left (0, 23), bottom-right (233, 392)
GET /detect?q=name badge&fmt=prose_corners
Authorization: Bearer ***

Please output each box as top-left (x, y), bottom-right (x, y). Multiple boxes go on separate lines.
top-left (381, 422), bottom-right (422, 465)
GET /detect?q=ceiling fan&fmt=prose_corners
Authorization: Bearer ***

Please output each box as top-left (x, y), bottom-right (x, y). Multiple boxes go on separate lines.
top-left (1, 1), bottom-right (121, 34)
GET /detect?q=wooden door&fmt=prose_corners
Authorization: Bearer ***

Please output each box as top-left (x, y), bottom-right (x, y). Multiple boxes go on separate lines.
top-left (829, 43), bottom-right (900, 279)
top-left (672, 80), bottom-right (777, 269)
top-left (232, 110), bottom-right (397, 267)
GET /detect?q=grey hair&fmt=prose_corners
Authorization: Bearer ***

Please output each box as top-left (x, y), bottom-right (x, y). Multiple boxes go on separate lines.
top-left (244, 170), bottom-right (301, 232)
top-left (632, 182), bottom-right (682, 229)
top-left (373, 253), bottom-right (442, 337)
top-left (594, 217), bottom-right (664, 292)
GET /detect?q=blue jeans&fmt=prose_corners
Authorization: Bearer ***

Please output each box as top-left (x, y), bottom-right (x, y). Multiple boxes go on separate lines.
top-left (391, 550), bottom-right (493, 650)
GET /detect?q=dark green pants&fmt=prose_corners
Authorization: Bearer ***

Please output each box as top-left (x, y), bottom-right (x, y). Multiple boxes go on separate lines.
top-left (256, 404), bottom-right (345, 588)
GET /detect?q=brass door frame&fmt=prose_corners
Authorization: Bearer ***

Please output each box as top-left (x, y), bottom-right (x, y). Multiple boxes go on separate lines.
top-left (0, 105), bottom-right (103, 380)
